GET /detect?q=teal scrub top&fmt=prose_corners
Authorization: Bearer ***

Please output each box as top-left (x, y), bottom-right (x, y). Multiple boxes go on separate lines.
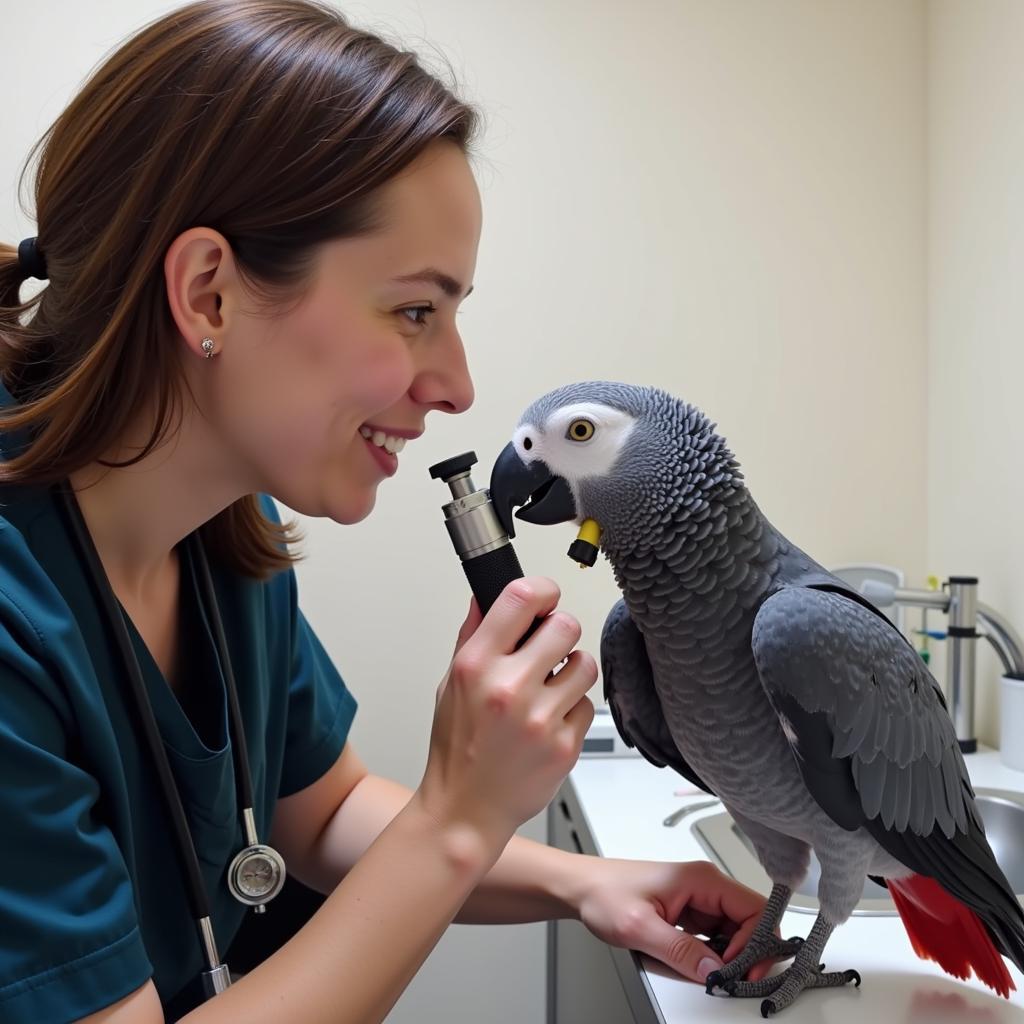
top-left (0, 387), bottom-right (358, 1022)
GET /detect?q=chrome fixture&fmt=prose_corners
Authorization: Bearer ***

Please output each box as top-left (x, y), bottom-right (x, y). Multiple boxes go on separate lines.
top-left (859, 577), bottom-right (1024, 753)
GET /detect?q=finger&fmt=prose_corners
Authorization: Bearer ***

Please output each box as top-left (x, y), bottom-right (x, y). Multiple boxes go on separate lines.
top-left (547, 696), bottom-right (594, 770)
top-left (438, 598), bottom-right (484, 707)
top-left (745, 957), bottom-right (777, 983)
top-left (562, 692), bottom-right (595, 739)
top-left (465, 576), bottom-right (561, 657)
top-left (543, 650), bottom-right (599, 719)
top-left (677, 907), bottom-right (736, 938)
top-left (633, 918), bottom-right (723, 985)
top-left (513, 609), bottom-right (582, 678)
top-left (720, 910), bottom-right (761, 964)
top-left (681, 868), bottom-right (767, 933)
top-left (453, 596), bottom-right (483, 654)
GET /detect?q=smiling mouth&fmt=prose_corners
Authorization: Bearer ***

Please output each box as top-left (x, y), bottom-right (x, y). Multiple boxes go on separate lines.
top-left (358, 425), bottom-right (408, 456)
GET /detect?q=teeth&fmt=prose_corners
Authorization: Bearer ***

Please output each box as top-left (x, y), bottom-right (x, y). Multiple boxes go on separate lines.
top-left (359, 425), bottom-right (407, 456)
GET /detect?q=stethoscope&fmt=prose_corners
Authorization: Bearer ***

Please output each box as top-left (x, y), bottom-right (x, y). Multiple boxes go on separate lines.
top-left (56, 484), bottom-right (286, 1000)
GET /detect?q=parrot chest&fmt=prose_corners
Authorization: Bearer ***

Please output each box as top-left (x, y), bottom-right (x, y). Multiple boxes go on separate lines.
top-left (616, 533), bottom-right (838, 834)
top-left (648, 646), bottom-right (818, 830)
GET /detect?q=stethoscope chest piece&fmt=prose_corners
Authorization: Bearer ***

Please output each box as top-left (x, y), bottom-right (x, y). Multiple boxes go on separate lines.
top-left (228, 843), bottom-right (286, 910)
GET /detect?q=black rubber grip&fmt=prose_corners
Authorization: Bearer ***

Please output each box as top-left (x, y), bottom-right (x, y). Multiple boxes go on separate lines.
top-left (462, 543), bottom-right (541, 646)
top-left (463, 543), bottom-right (524, 613)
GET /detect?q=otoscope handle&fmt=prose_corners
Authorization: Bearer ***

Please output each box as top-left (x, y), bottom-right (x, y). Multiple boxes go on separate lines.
top-left (462, 543), bottom-right (527, 616)
top-left (430, 451), bottom-right (542, 647)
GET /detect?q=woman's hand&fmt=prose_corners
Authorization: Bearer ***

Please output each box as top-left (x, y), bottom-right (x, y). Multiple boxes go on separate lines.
top-left (414, 578), bottom-right (597, 863)
top-left (574, 857), bottom-right (776, 984)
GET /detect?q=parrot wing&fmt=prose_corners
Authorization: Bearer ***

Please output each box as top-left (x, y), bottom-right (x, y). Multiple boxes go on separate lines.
top-left (751, 585), bottom-right (1024, 971)
top-left (601, 598), bottom-right (715, 795)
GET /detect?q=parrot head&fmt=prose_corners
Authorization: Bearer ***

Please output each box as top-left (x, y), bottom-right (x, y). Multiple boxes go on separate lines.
top-left (489, 381), bottom-right (744, 565)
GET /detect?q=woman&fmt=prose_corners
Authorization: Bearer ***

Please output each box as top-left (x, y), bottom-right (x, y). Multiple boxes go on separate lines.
top-left (0, 2), bottom-right (772, 1021)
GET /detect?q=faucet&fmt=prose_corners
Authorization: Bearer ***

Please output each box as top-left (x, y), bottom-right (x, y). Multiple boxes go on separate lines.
top-left (858, 577), bottom-right (1024, 754)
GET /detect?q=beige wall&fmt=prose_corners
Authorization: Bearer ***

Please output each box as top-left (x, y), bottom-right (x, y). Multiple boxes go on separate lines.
top-left (928, 1), bottom-right (1024, 749)
top-left (2, 2), bottom-right (930, 1021)
top-left (297, 2), bottom-right (930, 1019)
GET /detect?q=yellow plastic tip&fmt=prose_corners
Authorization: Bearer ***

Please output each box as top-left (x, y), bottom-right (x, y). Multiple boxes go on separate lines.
top-left (577, 518), bottom-right (602, 545)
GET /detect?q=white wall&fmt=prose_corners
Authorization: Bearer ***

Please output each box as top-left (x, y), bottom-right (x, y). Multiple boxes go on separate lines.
top-left (927, 2), bottom-right (1024, 750)
top-left (2, 2), bottom-right (930, 1021)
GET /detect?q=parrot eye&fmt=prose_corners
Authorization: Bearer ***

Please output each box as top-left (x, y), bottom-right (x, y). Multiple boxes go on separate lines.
top-left (567, 418), bottom-right (595, 442)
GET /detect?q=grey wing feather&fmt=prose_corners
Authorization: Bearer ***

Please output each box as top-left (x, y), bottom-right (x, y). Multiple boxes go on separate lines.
top-left (751, 586), bottom-right (1024, 971)
top-left (601, 599), bottom-right (715, 795)
top-left (750, 586), bottom-right (970, 840)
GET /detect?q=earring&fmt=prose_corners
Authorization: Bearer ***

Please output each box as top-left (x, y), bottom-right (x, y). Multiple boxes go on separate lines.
top-left (201, 337), bottom-right (216, 359)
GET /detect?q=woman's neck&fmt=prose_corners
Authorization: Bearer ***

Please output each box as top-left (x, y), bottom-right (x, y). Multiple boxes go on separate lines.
top-left (67, 399), bottom-right (253, 603)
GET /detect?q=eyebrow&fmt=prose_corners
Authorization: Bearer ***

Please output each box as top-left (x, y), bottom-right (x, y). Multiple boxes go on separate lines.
top-left (391, 268), bottom-right (474, 299)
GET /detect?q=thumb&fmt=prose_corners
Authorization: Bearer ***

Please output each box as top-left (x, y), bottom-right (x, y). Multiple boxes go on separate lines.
top-left (436, 598), bottom-right (483, 707)
top-left (639, 920), bottom-right (723, 984)
top-left (453, 595), bottom-right (483, 654)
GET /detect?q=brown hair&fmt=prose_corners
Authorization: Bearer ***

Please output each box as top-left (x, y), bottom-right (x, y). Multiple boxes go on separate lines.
top-left (0, 0), bottom-right (479, 578)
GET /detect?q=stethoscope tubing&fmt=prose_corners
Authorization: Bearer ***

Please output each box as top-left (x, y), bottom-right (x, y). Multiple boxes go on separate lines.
top-left (56, 483), bottom-right (216, 929)
top-left (54, 483), bottom-right (273, 980)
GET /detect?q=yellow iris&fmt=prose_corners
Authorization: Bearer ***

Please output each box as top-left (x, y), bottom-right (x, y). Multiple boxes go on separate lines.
top-left (568, 418), bottom-right (595, 441)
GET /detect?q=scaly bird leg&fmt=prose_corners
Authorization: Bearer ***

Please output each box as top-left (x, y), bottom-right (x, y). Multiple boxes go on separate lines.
top-left (704, 884), bottom-right (804, 993)
top-left (715, 913), bottom-right (861, 1017)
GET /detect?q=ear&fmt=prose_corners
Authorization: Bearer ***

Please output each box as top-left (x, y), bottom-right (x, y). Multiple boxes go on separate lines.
top-left (163, 228), bottom-right (239, 360)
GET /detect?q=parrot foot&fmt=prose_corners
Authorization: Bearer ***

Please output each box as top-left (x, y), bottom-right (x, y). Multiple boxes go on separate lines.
top-left (714, 961), bottom-right (860, 1015)
top-left (704, 935), bottom-right (805, 995)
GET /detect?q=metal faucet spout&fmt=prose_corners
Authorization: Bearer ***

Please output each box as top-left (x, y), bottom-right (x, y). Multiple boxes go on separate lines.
top-left (856, 578), bottom-right (1024, 753)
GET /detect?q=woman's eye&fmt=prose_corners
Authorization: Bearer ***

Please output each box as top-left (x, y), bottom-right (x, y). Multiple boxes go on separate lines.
top-left (400, 304), bottom-right (436, 326)
top-left (567, 418), bottom-right (595, 442)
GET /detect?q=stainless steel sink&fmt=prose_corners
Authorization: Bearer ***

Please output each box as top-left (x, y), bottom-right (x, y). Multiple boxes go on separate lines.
top-left (692, 787), bottom-right (1024, 917)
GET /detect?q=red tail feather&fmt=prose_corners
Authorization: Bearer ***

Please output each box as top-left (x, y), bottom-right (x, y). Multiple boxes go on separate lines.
top-left (888, 873), bottom-right (1014, 998)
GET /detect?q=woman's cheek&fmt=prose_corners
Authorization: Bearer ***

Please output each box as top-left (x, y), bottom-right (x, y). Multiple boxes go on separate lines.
top-left (351, 339), bottom-right (417, 407)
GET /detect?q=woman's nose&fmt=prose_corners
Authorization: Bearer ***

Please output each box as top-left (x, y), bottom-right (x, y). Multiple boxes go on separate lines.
top-left (411, 330), bottom-right (475, 414)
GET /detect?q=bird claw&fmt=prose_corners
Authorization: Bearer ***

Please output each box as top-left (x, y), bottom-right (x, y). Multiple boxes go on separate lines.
top-left (721, 958), bottom-right (863, 1011)
top-left (705, 932), bottom-right (808, 995)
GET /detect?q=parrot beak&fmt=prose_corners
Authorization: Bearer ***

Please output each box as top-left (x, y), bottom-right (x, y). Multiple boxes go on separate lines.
top-left (489, 442), bottom-right (577, 539)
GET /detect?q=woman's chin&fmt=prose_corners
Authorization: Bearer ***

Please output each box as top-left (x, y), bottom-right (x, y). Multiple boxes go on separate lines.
top-left (327, 484), bottom-right (379, 525)
top-left (273, 477), bottom-right (379, 525)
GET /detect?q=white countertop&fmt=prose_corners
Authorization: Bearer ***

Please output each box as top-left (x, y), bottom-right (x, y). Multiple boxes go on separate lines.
top-left (568, 747), bottom-right (1024, 1023)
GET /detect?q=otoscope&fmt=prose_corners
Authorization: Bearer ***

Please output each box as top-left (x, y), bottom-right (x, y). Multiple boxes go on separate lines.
top-left (428, 451), bottom-right (541, 644)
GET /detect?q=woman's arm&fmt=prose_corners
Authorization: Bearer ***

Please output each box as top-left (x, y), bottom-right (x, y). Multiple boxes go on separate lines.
top-left (74, 794), bottom-right (495, 1024)
top-left (75, 578), bottom-right (594, 1024)
top-left (78, 769), bottom-right (768, 1024)
top-left (274, 745), bottom-right (772, 986)
top-left (273, 743), bottom-right (581, 924)
top-left (76, 797), bottom-right (493, 1024)
top-left (182, 791), bottom-right (495, 1024)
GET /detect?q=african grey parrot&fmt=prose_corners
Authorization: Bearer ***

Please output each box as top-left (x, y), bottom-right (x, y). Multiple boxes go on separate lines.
top-left (488, 381), bottom-right (1024, 1017)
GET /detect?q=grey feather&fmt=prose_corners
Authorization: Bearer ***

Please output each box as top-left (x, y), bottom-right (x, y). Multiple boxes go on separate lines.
top-left (600, 599), bottom-right (714, 795)
top-left (505, 380), bottom-right (1024, 974)
top-left (752, 587), bottom-right (966, 841)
